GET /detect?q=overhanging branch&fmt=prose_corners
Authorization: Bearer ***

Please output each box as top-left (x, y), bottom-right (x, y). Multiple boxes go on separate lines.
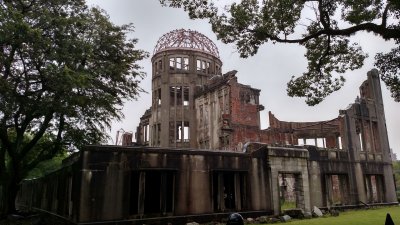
top-left (251, 22), bottom-right (400, 44)
top-left (19, 111), bottom-right (54, 158)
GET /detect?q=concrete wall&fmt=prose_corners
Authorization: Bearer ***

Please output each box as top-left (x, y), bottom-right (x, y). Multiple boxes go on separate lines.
top-left (266, 147), bottom-right (310, 215)
top-left (17, 143), bottom-right (398, 224)
top-left (76, 146), bottom-right (272, 222)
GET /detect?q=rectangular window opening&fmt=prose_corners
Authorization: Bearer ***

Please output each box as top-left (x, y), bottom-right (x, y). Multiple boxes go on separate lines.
top-left (365, 175), bottom-right (384, 203)
top-left (359, 133), bottom-right (364, 151)
top-left (176, 86), bottom-right (182, 105)
top-left (213, 172), bottom-right (246, 212)
top-left (338, 136), bottom-right (343, 149)
top-left (170, 86), bottom-right (177, 106)
top-left (196, 59), bottom-right (201, 71)
top-left (305, 138), bottom-right (316, 146)
top-left (169, 57), bottom-right (175, 70)
top-left (201, 61), bottom-right (206, 73)
top-left (316, 138), bottom-right (326, 148)
top-left (176, 122), bottom-right (182, 142)
top-left (157, 89), bottom-right (161, 105)
top-left (183, 86), bottom-right (189, 106)
top-left (142, 171), bottom-right (175, 214)
top-left (176, 57), bottom-right (182, 69)
top-left (145, 124), bottom-right (150, 142)
top-left (183, 57), bottom-right (189, 70)
top-left (326, 174), bottom-right (349, 206)
top-left (158, 60), bottom-right (162, 70)
top-left (183, 121), bottom-right (189, 142)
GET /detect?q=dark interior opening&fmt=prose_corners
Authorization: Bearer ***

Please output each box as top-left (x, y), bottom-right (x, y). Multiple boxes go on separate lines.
top-left (213, 171), bottom-right (245, 212)
top-left (129, 172), bottom-right (139, 214)
top-left (144, 171), bottom-right (162, 214)
top-left (224, 173), bottom-right (236, 209)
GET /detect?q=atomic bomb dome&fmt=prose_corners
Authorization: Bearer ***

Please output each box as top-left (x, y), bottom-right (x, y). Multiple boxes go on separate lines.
top-left (153, 29), bottom-right (220, 58)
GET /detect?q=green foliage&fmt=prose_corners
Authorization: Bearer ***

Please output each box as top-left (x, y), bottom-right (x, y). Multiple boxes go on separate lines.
top-left (25, 151), bottom-right (68, 179)
top-left (161, 0), bottom-right (400, 105)
top-left (0, 0), bottom-right (147, 215)
top-left (392, 161), bottom-right (400, 199)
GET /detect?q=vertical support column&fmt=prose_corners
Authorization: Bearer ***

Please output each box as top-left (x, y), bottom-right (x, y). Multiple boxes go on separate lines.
top-left (160, 172), bottom-right (167, 215)
top-left (218, 173), bottom-right (225, 211)
top-left (234, 173), bottom-right (242, 211)
top-left (365, 175), bottom-right (372, 203)
top-left (295, 174), bottom-right (305, 210)
top-left (138, 172), bottom-right (145, 217)
top-left (325, 175), bottom-right (332, 207)
top-left (339, 175), bottom-right (349, 204)
top-left (270, 171), bottom-right (280, 215)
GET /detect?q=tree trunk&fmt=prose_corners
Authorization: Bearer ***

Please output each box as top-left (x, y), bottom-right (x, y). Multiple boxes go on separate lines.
top-left (0, 174), bottom-right (19, 218)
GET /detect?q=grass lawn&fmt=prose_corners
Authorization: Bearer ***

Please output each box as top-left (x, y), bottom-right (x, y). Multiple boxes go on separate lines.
top-left (252, 206), bottom-right (400, 225)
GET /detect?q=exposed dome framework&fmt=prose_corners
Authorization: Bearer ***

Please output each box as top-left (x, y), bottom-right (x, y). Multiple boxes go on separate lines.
top-left (153, 29), bottom-right (220, 58)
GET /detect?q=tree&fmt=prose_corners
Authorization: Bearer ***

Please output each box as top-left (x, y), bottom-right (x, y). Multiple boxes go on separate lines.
top-left (0, 0), bottom-right (147, 217)
top-left (392, 160), bottom-right (400, 200)
top-left (160, 0), bottom-right (400, 105)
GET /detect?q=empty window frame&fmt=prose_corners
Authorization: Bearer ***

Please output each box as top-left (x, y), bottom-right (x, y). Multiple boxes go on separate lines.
top-left (337, 136), bottom-right (343, 149)
top-left (170, 86), bottom-right (189, 106)
top-left (183, 87), bottom-right (189, 106)
top-left (169, 56), bottom-right (189, 70)
top-left (183, 57), bottom-right (189, 70)
top-left (176, 121), bottom-right (189, 142)
top-left (325, 174), bottom-right (349, 206)
top-left (157, 89), bottom-right (161, 105)
top-left (305, 139), bottom-right (316, 146)
top-left (279, 173), bottom-right (297, 210)
top-left (169, 57), bottom-right (175, 70)
top-left (316, 138), bottom-right (326, 148)
top-left (154, 59), bottom-right (163, 73)
top-left (129, 171), bottom-right (175, 215)
top-left (212, 171), bottom-right (246, 212)
top-left (201, 60), bottom-right (206, 73)
top-left (365, 174), bottom-right (384, 203)
top-left (153, 89), bottom-right (161, 106)
top-left (197, 58), bottom-right (211, 73)
top-left (144, 124), bottom-right (150, 142)
top-left (196, 59), bottom-right (201, 71)
top-left (176, 57), bottom-right (182, 69)
top-left (279, 173), bottom-right (306, 210)
top-left (158, 60), bottom-right (163, 70)
top-left (358, 132), bottom-right (364, 151)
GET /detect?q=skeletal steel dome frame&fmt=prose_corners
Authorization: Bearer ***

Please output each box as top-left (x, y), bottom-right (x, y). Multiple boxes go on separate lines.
top-left (153, 29), bottom-right (220, 58)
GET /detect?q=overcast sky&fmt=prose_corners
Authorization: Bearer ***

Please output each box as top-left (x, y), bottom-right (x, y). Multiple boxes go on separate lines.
top-left (86, 0), bottom-right (400, 156)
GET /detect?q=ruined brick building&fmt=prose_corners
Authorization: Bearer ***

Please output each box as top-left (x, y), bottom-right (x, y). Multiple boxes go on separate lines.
top-left (17, 29), bottom-right (397, 225)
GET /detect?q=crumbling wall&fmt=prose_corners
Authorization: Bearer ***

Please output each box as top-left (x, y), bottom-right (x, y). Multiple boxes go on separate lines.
top-left (261, 112), bottom-right (343, 149)
top-left (194, 71), bottom-right (264, 151)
